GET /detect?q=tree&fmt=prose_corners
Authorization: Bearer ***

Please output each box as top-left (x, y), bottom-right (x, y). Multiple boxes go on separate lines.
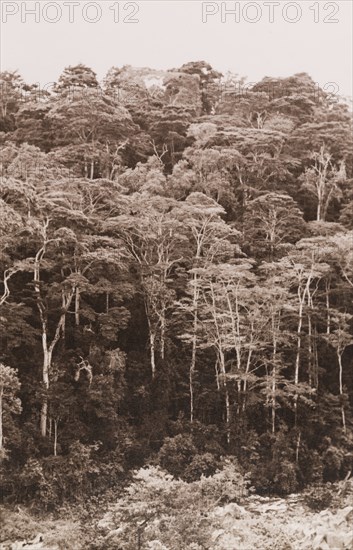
top-left (256, 266), bottom-right (293, 434)
top-left (192, 261), bottom-right (258, 441)
top-left (53, 64), bottom-right (99, 95)
top-left (0, 71), bottom-right (25, 132)
top-left (105, 195), bottom-right (185, 378)
top-left (243, 192), bottom-right (305, 260)
top-left (300, 146), bottom-right (346, 221)
top-left (0, 363), bottom-right (21, 453)
top-left (1, 63), bottom-right (353, 503)
top-left (269, 240), bottom-right (330, 435)
top-left (178, 60), bottom-right (222, 114)
top-left (14, 100), bottom-right (54, 151)
top-left (328, 231), bottom-right (353, 291)
top-left (252, 73), bottom-right (320, 123)
top-left (324, 313), bottom-right (353, 433)
top-left (174, 192), bottom-right (240, 422)
top-left (49, 88), bottom-right (137, 179)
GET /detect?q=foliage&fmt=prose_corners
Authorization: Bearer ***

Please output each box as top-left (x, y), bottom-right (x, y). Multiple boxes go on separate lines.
top-left (183, 452), bottom-right (220, 481)
top-left (93, 462), bottom-right (249, 550)
top-left (157, 434), bottom-right (197, 478)
top-left (0, 63), bottom-right (352, 507)
top-left (304, 484), bottom-right (334, 511)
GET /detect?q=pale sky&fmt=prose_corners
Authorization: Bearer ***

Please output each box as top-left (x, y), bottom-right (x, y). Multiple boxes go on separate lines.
top-left (1, 0), bottom-right (352, 98)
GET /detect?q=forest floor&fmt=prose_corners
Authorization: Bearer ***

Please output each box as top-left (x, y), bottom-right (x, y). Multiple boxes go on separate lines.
top-left (1, 482), bottom-right (353, 550)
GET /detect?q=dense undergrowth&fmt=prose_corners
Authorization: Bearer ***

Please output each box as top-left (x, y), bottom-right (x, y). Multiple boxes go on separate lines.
top-left (1, 464), bottom-right (352, 549)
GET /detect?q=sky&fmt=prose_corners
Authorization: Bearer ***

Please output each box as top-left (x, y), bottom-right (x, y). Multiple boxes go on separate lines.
top-left (1, 0), bottom-right (352, 98)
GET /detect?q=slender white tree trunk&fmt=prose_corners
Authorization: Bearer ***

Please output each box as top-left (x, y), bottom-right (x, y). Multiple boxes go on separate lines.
top-left (337, 351), bottom-right (346, 433)
top-left (271, 311), bottom-right (279, 434)
top-left (54, 419), bottom-right (59, 456)
top-left (294, 288), bottom-right (304, 425)
top-left (40, 327), bottom-right (51, 437)
top-left (325, 280), bottom-right (331, 334)
top-left (218, 350), bottom-right (230, 444)
top-left (296, 431), bottom-right (301, 463)
top-left (307, 311), bottom-right (313, 387)
top-left (294, 275), bottom-right (312, 424)
top-left (316, 197), bottom-right (322, 222)
top-left (75, 286), bottom-right (80, 326)
top-left (150, 331), bottom-right (156, 379)
top-left (160, 306), bottom-right (166, 361)
top-left (190, 273), bottom-right (199, 423)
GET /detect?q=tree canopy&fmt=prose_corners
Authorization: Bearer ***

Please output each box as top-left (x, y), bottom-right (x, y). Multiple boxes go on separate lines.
top-left (0, 63), bottom-right (352, 504)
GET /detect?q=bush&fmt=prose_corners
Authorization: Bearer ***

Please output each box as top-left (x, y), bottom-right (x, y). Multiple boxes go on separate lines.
top-left (184, 452), bottom-right (220, 482)
top-left (0, 507), bottom-right (39, 543)
top-left (323, 445), bottom-right (345, 481)
top-left (94, 466), bottom-right (213, 550)
top-left (273, 460), bottom-right (298, 495)
top-left (304, 484), bottom-right (334, 511)
top-left (249, 429), bottom-right (300, 495)
top-left (198, 457), bottom-right (250, 504)
top-left (297, 449), bottom-right (323, 487)
top-left (157, 434), bottom-right (197, 478)
top-left (94, 461), bottom-right (250, 550)
top-left (15, 442), bottom-right (104, 508)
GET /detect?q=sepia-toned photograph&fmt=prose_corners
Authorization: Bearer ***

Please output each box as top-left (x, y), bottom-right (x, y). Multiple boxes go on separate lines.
top-left (0, 1), bottom-right (352, 548)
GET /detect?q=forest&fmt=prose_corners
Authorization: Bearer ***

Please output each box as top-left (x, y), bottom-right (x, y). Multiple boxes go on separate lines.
top-left (0, 61), bottom-right (353, 526)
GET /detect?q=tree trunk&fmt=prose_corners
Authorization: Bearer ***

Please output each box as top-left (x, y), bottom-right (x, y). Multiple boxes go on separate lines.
top-left (160, 306), bottom-right (166, 361)
top-left (271, 312), bottom-right (279, 434)
top-left (190, 322), bottom-right (196, 423)
top-left (190, 273), bottom-right (199, 423)
top-left (224, 285), bottom-right (241, 415)
top-left (337, 351), bottom-right (346, 433)
top-left (271, 367), bottom-right (276, 435)
top-left (313, 324), bottom-right (319, 389)
top-left (294, 276), bottom-right (312, 425)
top-left (75, 286), bottom-right (80, 326)
top-left (40, 337), bottom-right (51, 437)
top-left (218, 351), bottom-right (231, 444)
top-left (150, 331), bottom-right (156, 379)
top-left (0, 387), bottom-right (3, 450)
top-left (294, 288), bottom-right (304, 425)
top-left (325, 280), bottom-right (331, 334)
top-left (33, 223), bottom-right (75, 438)
top-left (242, 345), bottom-right (253, 413)
top-left (39, 299), bottom-right (74, 437)
top-left (307, 311), bottom-right (313, 387)
top-left (317, 199), bottom-right (321, 222)
top-left (296, 431), bottom-right (301, 463)
top-left (40, 400), bottom-right (48, 439)
top-left (215, 359), bottom-right (220, 391)
top-left (54, 419), bottom-right (59, 456)
top-left (225, 388), bottom-right (231, 445)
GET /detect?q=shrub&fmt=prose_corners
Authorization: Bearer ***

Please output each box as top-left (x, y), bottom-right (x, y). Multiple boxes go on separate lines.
top-left (304, 484), bottom-right (334, 511)
top-left (297, 449), bottom-right (323, 486)
top-left (273, 459), bottom-right (298, 495)
top-left (157, 434), bottom-right (197, 478)
top-left (15, 442), bottom-right (104, 508)
top-left (323, 445), bottom-right (345, 481)
top-left (0, 507), bottom-right (39, 543)
top-left (249, 429), bottom-right (300, 495)
top-left (94, 461), bottom-right (250, 550)
top-left (183, 452), bottom-right (220, 482)
top-left (199, 457), bottom-right (250, 504)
